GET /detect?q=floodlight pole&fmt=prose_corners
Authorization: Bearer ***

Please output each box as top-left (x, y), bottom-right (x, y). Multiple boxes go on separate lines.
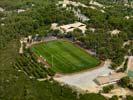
top-left (52, 55), bottom-right (53, 67)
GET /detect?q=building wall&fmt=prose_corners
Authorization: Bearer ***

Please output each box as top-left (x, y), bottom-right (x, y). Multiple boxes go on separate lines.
top-left (128, 70), bottom-right (133, 77)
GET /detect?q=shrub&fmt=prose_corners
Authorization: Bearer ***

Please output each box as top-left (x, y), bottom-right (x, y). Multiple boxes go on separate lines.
top-left (102, 84), bottom-right (114, 93)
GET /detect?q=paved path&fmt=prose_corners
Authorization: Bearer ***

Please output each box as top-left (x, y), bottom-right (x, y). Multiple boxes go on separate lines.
top-left (54, 60), bottom-right (112, 92)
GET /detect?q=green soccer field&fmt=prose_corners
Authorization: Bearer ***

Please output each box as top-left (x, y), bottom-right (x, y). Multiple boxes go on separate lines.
top-left (31, 40), bottom-right (100, 73)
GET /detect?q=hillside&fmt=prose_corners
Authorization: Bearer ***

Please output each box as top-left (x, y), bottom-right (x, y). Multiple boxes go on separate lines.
top-left (0, 0), bottom-right (133, 100)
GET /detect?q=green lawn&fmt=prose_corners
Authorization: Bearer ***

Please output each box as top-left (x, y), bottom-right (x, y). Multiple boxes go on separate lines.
top-left (32, 40), bottom-right (100, 73)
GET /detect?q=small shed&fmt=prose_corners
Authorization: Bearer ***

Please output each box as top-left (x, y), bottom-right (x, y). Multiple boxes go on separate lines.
top-left (95, 72), bottom-right (126, 86)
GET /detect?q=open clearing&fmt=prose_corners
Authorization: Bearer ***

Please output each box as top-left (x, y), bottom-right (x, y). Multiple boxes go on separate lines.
top-left (32, 40), bottom-right (100, 73)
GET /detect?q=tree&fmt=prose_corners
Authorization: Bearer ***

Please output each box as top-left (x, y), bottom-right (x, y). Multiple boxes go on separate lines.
top-left (102, 85), bottom-right (114, 93)
top-left (79, 93), bottom-right (106, 100)
top-left (128, 83), bottom-right (133, 90)
top-left (109, 95), bottom-right (118, 100)
top-left (119, 76), bottom-right (130, 88)
top-left (126, 95), bottom-right (133, 100)
top-left (51, 29), bottom-right (61, 36)
top-left (73, 28), bottom-right (83, 38)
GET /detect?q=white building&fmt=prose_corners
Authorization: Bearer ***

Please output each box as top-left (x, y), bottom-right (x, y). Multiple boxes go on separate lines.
top-left (110, 29), bottom-right (121, 36)
top-left (1, 23), bottom-right (5, 26)
top-left (51, 22), bottom-right (87, 34)
top-left (0, 7), bottom-right (4, 12)
top-left (125, 16), bottom-right (133, 20)
top-left (17, 9), bottom-right (26, 13)
top-left (90, 0), bottom-right (104, 8)
top-left (58, 0), bottom-right (87, 8)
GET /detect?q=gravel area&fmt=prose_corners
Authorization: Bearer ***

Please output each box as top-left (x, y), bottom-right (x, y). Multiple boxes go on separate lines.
top-left (54, 60), bottom-right (112, 92)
